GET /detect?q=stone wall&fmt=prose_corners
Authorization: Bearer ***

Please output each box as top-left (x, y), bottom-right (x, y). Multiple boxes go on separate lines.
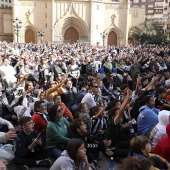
top-left (0, 7), bottom-right (13, 42)
top-left (11, 0), bottom-right (145, 45)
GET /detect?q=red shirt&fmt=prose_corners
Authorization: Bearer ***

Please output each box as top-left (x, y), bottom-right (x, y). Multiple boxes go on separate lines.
top-left (32, 113), bottom-right (47, 133)
top-left (59, 102), bottom-right (73, 120)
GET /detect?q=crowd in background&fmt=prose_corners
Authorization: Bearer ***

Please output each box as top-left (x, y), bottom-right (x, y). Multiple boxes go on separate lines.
top-left (0, 42), bottom-right (170, 169)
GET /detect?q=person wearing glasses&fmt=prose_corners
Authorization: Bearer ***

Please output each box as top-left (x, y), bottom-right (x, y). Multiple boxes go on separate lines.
top-left (32, 101), bottom-right (48, 143)
top-left (81, 82), bottom-right (99, 113)
top-left (46, 104), bottom-right (70, 159)
top-left (14, 116), bottom-right (52, 169)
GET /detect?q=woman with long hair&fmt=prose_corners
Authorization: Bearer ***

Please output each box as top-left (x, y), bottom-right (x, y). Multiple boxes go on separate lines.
top-left (46, 104), bottom-right (70, 159)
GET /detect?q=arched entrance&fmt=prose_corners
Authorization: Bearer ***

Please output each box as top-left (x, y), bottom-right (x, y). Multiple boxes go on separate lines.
top-left (64, 27), bottom-right (79, 44)
top-left (108, 31), bottom-right (117, 46)
top-left (25, 29), bottom-right (35, 43)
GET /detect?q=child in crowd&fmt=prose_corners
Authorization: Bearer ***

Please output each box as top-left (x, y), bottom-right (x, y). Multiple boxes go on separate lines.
top-left (130, 135), bottom-right (170, 170)
top-left (122, 157), bottom-right (154, 170)
top-left (155, 87), bottom-right (170, 111)
top-left (104, 89), bottom-right (132, 159)
top-left (50, 138), bottom-right (90, 170)
top-left (14, 92), bottom-right (38, 120)
top-left (70, 119), bottom-right (113, 167)
top-left (76, 103), bottom-right (92, 133)
top-left (90, 104), bottom-right (108, 141)
top-left (14, 116), bottom-right (52, 169)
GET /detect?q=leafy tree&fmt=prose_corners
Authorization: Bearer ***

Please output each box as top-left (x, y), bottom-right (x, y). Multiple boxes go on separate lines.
top-left (129, 21), bottom-right (168, 45)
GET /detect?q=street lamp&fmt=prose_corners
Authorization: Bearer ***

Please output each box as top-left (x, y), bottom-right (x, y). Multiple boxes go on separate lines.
top-left (12, 17), bottom-right (22, 43)
top-left (38, 30), bottom-right (45, 43)
top-left (100, 31), bottom-right (108, 46)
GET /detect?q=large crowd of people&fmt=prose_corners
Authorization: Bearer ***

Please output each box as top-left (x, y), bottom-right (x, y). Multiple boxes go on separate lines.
top-left (0, 42), bottom-right (170, 170)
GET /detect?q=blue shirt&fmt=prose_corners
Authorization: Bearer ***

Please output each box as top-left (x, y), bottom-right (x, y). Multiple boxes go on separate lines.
top-left (137, 105), bottom-right (159, 135)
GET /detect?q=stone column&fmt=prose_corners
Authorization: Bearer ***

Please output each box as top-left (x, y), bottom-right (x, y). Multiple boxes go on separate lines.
top-left (12, 0), bottom-right (19, 43)
top-left (89, 0), bottom-right (94, 44)
top-left (124, 0), bottom-right (130, 45)
top-left (51, 0), bottom-right (54, 43)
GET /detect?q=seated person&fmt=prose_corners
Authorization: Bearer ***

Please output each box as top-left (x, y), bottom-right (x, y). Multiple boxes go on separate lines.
top-left (61, 80), bottom-right (78, 112)
top-left (150, 110), bottom-right (170, 150)
top-left (130, 135), bottom-right (170, 170)
top-left (53, 94), bottom-right (73, 121)
top-left (122, 157), bottom-right (154, 170)
top-left (137, 95), bottom-right (159, 136)
top-left (50, 138), bottom-right (90, 170)
top-left (76, 103), bottom-right (91, 133)
top-left (32, 101), bottom-right (48, 143)
top-left (70, 118), bottom-right (112, 167)
top-left (155, 87), bottom-right (170, 111)
top-left (14, 116), bottom-right (52, 169)
top-left (46, 104), bottom-right (70, 159)
top-left (90, 105), bottom-right (108, 141)
top-left (104, 90), bottom-right (131, 158)
top-left (154, 124), bottom-right (170, 162)
top-left (14, 92), bottom-right (38, 120)
top-left (32, 101), bottom-right (48, 133)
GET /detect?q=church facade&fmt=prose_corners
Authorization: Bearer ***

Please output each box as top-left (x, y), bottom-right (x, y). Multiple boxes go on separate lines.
top-left (4, 0), bottom-right (145, 45)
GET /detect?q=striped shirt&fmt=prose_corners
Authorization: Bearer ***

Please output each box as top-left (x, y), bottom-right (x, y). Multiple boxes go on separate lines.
top-left (91, 113), bottom-right (108, 135)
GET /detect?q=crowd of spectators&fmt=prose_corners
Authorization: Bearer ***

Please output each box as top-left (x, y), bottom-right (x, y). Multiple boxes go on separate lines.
top-left (0, 42), bottom-right (170, 169)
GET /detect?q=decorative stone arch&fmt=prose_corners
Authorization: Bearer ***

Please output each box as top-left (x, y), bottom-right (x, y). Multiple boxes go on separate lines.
top-left (54, 17), bottom-right (89, 43)
top-left (64, 27), bottom-right (79, 43)
top-left (20, 25), bottom-right (38, 43)
top-left (106, 27), bottom-right (123, 46)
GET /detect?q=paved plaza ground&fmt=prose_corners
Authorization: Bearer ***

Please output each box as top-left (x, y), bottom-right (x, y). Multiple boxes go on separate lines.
top-left (7, 155), bottom-right (122, 170)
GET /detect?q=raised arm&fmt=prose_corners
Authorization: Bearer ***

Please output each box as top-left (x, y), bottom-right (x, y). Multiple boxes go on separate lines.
top-left (114, 89), bottom-right (132, 124)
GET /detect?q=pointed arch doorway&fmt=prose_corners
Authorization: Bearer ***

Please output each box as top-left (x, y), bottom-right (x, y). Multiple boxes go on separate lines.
top-left (25, 29), bottom-right (35, 43)
top-left (108, 31), bottom-right (117, 46)
top-left (64, 27), bottom-right (79, 44)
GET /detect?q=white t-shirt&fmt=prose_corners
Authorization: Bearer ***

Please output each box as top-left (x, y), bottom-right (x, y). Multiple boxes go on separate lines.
top-left (81, 93), bottom-right (96, 113)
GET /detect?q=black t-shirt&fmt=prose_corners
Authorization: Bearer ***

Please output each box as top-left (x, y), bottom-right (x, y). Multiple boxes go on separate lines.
top-left (155, 98), bottom-right (170, 111)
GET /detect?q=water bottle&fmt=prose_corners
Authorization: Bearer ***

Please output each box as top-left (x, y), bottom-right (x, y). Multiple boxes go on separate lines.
top-left (109, 157), bottom-right (114, 170)
top-left (129, 121), bottom-right (135, 136)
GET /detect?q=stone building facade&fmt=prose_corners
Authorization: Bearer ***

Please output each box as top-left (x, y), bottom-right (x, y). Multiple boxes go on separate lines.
top-left (0, 7), bottom-right (13, 42)
top-left (0, 0), bottom-right (145, 45)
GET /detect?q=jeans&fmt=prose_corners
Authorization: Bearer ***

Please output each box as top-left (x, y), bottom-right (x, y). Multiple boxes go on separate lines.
top-left (47, 148), bottom-right (63, 159)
